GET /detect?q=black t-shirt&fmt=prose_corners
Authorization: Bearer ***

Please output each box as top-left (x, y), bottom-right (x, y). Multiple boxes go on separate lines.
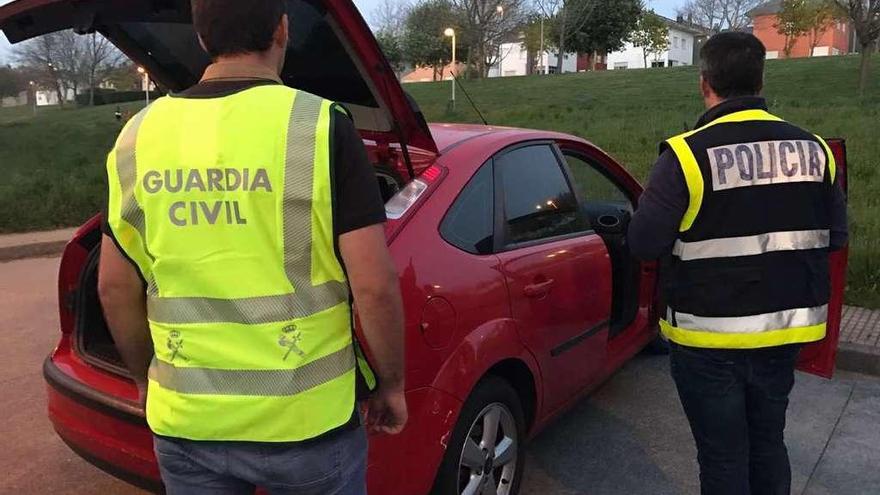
top-left (103, 78), bottom-right (386, 247)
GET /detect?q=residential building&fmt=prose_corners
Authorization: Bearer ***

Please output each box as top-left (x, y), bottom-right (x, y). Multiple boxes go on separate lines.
top-left (401, 62), bottom-right (465, 83)
top-left (606, 15), bottom-right (706, 70)
top-left (748, 0), bottom-right (850, 59)
top-left (488, 42), bottom-right (577, 77)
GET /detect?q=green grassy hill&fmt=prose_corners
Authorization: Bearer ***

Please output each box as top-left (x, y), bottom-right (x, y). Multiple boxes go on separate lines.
top-left (0, 55), bottom-right (877, 307)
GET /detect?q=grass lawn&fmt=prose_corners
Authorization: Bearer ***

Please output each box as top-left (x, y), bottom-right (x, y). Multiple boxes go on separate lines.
top-left (0, 55), bottom-right (877, 307)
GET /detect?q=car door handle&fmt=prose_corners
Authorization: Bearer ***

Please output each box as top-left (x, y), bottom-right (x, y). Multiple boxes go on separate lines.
top-left (524, 279), bottom-right (555, 298)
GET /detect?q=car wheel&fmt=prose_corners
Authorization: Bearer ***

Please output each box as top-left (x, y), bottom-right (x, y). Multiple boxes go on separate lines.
top-left (431, 376), bottom-right (526, 495)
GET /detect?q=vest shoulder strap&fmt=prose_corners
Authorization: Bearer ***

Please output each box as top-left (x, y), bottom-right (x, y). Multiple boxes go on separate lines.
top-left (662, 108), bottom-right (789, 232)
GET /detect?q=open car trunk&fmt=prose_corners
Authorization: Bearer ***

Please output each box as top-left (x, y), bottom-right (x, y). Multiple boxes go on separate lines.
top-left (0, 0), bottom-right (439, 178)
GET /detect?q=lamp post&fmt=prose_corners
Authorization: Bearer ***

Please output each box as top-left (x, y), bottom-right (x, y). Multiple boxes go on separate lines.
top-left (29, 81), bottom-right (36, 116)
top-left (444, 28), bottom-right (456, 108)
top-left (496, 5), bottom-right (504, 77)
top-left (539, 16), bottom-right (545, 74)
top-left (137, 66), bottom-right (150, 106)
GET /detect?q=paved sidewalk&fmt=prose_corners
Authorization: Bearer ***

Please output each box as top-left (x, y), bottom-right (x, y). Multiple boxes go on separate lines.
top-left (0, 227), bottom-right (77, 261)
top-left (838, 306), bottom-right (880, 376)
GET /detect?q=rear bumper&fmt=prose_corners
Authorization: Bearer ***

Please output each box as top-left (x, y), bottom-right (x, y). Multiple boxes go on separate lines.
top-left (44, 355), bottom-right (463, 495)
top-left (43, 356), bottom-right (163, 492)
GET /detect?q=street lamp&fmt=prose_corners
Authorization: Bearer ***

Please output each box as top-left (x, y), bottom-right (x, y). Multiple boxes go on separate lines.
top-left (496, 5), bottom-right (504, 78)
top-left (29, 81), bottom-right (36, 116)
top-left (137, 66), bottom-right (150, 106)
top-left (444, 28), bottom-right (456, 108)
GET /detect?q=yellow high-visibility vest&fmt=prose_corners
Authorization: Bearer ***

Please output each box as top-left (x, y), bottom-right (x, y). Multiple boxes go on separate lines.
top-left (106, 85), bottom-right (374, 441)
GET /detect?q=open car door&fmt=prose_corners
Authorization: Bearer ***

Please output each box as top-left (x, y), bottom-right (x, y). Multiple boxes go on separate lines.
top-left (797, 138), bottom-right (848, 379)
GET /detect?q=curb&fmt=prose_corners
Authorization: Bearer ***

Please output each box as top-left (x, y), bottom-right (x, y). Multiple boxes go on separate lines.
top-left (0, 240), bottom-right (67, 262)
top-left (837, 342), bottom-right (880, 377)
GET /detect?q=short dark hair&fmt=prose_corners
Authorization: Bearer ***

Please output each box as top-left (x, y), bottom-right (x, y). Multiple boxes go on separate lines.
top-left (700, 32), bottom-right (766, 98)
top-left (192, 0), bottom-right (286, 59)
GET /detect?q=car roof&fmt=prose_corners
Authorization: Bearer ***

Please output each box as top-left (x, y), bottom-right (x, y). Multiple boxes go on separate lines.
top-left (429, 122), bottom-right (593, 154)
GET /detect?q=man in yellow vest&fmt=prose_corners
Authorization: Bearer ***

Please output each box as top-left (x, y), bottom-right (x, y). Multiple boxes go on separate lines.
top-left (97, 0), bottom-right (406, 493)
top-left (629, 32), bottom-right (847, 495)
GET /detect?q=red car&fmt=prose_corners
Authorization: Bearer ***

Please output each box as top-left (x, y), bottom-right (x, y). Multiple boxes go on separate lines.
top-left (0, 0), bottom-right (848, 493)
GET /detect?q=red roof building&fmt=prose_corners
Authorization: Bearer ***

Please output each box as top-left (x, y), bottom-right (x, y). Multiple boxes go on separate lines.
top-left (748, 0), bottom-right (851, 59)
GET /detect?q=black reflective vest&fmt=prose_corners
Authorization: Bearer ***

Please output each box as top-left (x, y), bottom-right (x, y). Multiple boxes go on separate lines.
top-left (660, 108), bottom-right (837, 349)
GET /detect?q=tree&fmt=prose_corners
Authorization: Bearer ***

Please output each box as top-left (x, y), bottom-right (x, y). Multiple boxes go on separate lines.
top-left (377, 30), bottom-right (407, 75)
top-left (521, 13), bottom-right (553, 73)
top-left (0, 65), bottom-right (26, 98)
top-left (677, 0), bottom-right (761, 31)
top-left (402, 0), bottom-right (459, 80)
top-left (567, 0), bottom-right (643, 69)
top-left (14, 32), bottom-right (69, 105)
top-left (82, 33), bottom-right (124, 105)
top-left (544, 0), bottom-right (597, 74)
top-left (14, 30), bottom-right (123, 105)
top-left (806, 1), bottom-right (843, 56)
top-left (631, 10), bottom-right (670, 68)
top-left (776, 0), bottom-right (813, 57)
top-left (105, 63), bottom-right (142, 91)
top-left (833, 0), bottom-right (880, 94)
top-left (371, 0), bottom-right (410, 37)
top-left (450, 0), bottom-right (528, 77)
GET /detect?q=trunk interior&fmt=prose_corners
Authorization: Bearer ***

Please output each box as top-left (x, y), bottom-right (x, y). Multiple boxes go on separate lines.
top-left (74, 169), bottom-right (404, 375)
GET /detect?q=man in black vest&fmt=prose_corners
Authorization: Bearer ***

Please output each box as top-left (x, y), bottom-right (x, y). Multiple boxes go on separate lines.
top-left (628, 32), bottom-right (847, 495)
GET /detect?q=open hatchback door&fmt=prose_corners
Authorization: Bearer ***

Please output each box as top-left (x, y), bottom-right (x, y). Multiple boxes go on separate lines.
top-left (796, 138), bottom-right (849, 379)
top-left (0, 0), bottom-right (439, 174)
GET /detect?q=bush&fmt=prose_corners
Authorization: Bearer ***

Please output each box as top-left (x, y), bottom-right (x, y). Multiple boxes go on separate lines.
top-left (76, 89), bottom-right (162, 106)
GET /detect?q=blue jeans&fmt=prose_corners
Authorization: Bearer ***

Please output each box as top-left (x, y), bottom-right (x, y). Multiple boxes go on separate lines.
top-left (670, 343), bottom-right (800, 495)
top-left (154, 426), bottom-right (368, 495)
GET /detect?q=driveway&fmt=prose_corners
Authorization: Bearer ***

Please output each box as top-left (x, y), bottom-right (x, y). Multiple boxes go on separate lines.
top-left (1, 256), bottom-right (878, 494)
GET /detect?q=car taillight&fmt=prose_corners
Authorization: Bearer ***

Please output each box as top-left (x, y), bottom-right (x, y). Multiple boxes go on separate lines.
top-left (385, 179), bottom-right (428, 220)
top-left (383, 164), bottom-right (445, 241)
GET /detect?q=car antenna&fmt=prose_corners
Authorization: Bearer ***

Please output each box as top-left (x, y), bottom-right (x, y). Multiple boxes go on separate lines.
top-left (452, 72), bottom-right (489, 126)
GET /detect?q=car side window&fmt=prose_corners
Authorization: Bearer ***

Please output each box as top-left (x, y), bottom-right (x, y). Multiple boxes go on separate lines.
top-left (563, 152), bottom-right (632, 211)
top-left (440, 162), bottom-right (494, 255)
top-left (498, 145), bottom-right (584, 245)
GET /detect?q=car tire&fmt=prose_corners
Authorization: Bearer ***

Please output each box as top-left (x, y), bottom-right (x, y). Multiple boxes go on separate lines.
top-left (431, 375), bottom-right (527, 495)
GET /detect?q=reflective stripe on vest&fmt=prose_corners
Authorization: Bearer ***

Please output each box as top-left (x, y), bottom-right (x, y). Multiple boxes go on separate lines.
top-left (106, 87), bottom-right (370, 441)
top-left (672, 229), bottom-right (830, 261)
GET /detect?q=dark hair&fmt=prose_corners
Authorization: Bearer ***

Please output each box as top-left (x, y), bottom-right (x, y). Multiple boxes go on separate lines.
top-left (192, 0), bottom-right (286, 59)
top-left (700, 32), bottom-right (766, 98)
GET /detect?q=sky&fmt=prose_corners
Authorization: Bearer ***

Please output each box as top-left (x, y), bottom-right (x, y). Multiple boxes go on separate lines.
top-left (0, 0), bottom-right (683, 63)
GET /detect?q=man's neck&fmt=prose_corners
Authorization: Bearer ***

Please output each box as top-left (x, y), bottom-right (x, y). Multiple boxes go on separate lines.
top-left (201, 54), bottom-right (282, 84)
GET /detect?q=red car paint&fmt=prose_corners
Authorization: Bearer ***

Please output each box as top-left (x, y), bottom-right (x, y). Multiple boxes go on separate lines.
top-left (1, 0), bottom-right (847, 492)
top-left (42, 130), bottom-right (848, 494)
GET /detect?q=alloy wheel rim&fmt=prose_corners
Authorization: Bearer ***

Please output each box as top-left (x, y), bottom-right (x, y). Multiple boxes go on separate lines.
top-left (457, 402), bottom-right (518, 495)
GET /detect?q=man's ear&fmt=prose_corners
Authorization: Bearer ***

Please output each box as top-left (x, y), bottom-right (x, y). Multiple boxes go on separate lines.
top-left (274, 14), bottom-right (289, 50)
top-left (699, 74), bottom-right (712, 99)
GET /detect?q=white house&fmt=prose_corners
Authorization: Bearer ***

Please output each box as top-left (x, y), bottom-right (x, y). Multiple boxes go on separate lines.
top-left (35, 87), bottom-right (76, 106)
top-left (606, 16), bottom-right (706, 70)
top-left (488, 41), bottom-right (577, 77)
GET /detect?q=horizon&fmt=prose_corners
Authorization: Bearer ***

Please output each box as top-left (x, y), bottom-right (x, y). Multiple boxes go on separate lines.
top-left (0, 0), bottom-right (683, 64)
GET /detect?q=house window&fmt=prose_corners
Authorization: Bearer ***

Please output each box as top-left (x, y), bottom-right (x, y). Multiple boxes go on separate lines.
top-left (614, 62), bottom-right (628, 70)
top-left (673, 36), bottom-right (679, 48)
top-left (681, 38), bottom-right (687, 50)
top-left (651, 61), bottom-right (665, 68)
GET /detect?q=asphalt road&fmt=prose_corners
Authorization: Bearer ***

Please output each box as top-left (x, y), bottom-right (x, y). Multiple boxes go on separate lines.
top-left (2, 256), bottom-right (879, 495)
